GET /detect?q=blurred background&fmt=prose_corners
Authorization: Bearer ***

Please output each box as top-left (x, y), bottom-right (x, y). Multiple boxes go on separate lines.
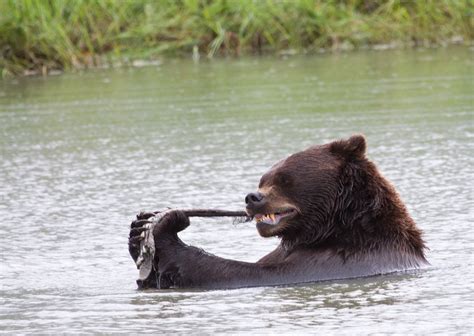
top-left (1, 0), bottom-right (473, 334)
top-left (0, 0), bottom-right (472, 76)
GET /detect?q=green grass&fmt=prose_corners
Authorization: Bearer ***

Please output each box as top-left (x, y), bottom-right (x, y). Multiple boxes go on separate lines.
top-left (0, 0), bottom-right (472, 76)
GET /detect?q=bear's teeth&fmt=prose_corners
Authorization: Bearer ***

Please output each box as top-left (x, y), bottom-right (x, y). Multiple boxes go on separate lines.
top-left (256, 214), bottom-right (279, 224)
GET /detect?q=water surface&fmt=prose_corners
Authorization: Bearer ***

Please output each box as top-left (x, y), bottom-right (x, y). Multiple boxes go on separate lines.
top-left (1, 48), bottom-right (473, 334)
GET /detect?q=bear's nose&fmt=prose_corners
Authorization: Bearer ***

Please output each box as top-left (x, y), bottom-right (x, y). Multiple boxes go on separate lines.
top-left (245, 192), bottom-right (264, 205)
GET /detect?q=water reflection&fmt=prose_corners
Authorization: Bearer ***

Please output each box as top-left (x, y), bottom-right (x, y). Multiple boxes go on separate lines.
top-left (0, 47), bottom-right (472, 334)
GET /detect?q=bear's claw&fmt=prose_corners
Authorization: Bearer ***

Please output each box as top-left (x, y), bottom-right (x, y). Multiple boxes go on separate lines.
top-left (136, 212), bottom-right (156, 220)
top-left (131, 219), bottom-right (152, 228)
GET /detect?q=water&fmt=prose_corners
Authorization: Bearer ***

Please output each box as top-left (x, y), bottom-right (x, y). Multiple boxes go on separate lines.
top-left (1, 48), bottom-right (473, 334)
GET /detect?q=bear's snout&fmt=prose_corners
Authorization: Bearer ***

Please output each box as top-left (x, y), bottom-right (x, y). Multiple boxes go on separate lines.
top-left (245, 192), bottom-right (269, 215)
top-left (245, 192), bottom-right (265, 208)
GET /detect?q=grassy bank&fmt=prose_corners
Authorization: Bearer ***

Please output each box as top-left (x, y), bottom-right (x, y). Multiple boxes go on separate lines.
top-left (0, 0), bottom-right (472, 76)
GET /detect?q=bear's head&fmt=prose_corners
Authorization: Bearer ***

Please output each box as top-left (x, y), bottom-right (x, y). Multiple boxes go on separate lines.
top-left (245, 135), bottom-right (426, 255)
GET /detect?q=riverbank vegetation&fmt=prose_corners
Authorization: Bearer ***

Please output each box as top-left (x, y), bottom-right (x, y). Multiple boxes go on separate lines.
top-left (0, 0), bottom-right (472, 76)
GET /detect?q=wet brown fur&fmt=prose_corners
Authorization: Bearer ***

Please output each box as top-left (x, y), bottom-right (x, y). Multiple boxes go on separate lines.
top-left (130, 134), bottom-right (428, 289)
top-left (253, 135), bottom-right (426, 261)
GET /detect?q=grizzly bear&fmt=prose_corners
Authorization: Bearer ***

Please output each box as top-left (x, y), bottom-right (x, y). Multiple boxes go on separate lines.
top-left (129, 135), bottom-right (428, 289)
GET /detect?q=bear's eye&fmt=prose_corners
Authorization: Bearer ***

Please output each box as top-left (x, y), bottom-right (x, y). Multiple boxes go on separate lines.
top-left (275, 172), bottom-right (293, 187)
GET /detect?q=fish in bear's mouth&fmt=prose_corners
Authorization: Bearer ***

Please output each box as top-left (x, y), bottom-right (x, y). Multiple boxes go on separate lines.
top-left (254, 209), bottom-right (297, 225)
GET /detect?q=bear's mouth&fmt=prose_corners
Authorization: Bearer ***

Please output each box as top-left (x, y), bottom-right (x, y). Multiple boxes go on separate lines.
top-left (254, 209), bottom-right (297, 226)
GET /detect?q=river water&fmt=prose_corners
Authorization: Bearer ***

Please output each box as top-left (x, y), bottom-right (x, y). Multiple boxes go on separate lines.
top-left (1, 48), bottom-right (473, 334)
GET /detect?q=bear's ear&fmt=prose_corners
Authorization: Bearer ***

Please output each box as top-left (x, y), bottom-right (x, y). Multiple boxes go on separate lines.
top-left (329, 134), bottom-right (367, 159)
